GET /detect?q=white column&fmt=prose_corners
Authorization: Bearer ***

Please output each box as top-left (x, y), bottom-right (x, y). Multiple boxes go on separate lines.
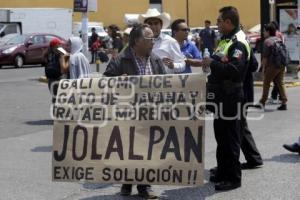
top-left (81, 12), bottom-right (89, 57)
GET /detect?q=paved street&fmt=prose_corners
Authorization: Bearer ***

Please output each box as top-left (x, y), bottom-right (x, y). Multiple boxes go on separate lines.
top-left (0, 64), bottom-right (299, 200)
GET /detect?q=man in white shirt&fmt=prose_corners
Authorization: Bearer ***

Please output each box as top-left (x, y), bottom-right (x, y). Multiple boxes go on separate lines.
top-left (138, 8), bottom-right (186, 74)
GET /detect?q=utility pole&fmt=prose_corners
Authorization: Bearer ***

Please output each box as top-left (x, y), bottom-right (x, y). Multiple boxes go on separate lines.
top-left (186, 0), bottom-right (189, 26)
top-left (73, 0), bottom-right (89, 57)
top-left (260, 0), bottom-right (270, 51)
top-left (73, 0), bottom-right (97, 58)
top-left (81, 12), bottom-right (89, 57)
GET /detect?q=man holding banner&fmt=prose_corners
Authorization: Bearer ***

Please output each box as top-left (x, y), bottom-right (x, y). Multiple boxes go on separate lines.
top-left (52, 21), bottom-right (205, 198)
top-left (104, 23), bottom-right (165, 199)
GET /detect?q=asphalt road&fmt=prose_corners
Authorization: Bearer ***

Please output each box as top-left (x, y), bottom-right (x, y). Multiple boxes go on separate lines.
top-left (0, 64), bottom-right (299, 200)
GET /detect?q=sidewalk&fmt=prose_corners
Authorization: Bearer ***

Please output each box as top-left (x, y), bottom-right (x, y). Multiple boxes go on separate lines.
top-left (253, 72), bottom-right (300, 87)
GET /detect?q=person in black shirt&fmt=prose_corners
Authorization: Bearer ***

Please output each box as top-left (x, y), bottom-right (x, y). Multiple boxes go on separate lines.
top-left (107, 24), bottom-right (123, 57)
top-left (199, 20), bottom-right (217, 55)
top-left (44, 38), bottom-right (66, 103)
top-left (90, 27), bottom-right (99, 64)
top-left (202, 6), bottom-right (251, 191)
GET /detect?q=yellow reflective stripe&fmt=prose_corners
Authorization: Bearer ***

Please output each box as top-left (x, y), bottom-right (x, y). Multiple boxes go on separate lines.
top-left (216, 30), bottom-right (251, 60)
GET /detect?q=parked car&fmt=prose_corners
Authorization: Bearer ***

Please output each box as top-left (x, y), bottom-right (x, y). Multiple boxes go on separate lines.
top-left (87, 25), bottom-right (108, 39)
top-left (73, 22), bottom-right (108, 39)
top-left (0, 33), bottom-right (66, 68)
top-left (246, 24), bottom-right (261, 52)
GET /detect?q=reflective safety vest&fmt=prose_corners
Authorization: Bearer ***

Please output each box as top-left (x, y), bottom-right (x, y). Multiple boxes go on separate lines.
top-left (214, 30), bottom-right (251, 60)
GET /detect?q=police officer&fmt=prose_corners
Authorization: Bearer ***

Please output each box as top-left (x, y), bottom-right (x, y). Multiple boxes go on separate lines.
top-left (202, 6), bottom-right (251, 191)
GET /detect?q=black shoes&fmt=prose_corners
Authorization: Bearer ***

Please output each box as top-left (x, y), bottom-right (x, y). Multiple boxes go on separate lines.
top-left (120, 184), bottom-right (132, 196)
top-left (209, 167), bottom-right (223, 182)
top-left (209, 166), bottom-right (218, 174)
top-left (277, 104), bottom-right (287, 110)
top-left (210, 167), bottom-right (241, 191)
top-left (283, 143), bottom-right (300, 154)
top-left (211, 162), bottom-right (263, 173)
top-left (121, 184), bottom-right (157, 199)
top-left (241, 162), bottom-right (263, 170)
top-left (215, 181), bottom-right (241, 191)
top-left (138, 186), bottom-right (158, 199)
top-left (210, 174), bottom-right (223, 183)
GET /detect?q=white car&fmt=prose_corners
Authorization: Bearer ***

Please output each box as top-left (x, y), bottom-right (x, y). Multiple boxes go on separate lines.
top-left (72, 22), bottom-right (108, 39)
top-left (87, 26), bottom-right (108, 39)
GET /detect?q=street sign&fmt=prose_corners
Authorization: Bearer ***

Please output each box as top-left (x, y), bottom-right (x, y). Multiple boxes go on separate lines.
top-left (74, 0), bottom-right (88, 12)
top-left (74, 0), bottom-right (97, 12)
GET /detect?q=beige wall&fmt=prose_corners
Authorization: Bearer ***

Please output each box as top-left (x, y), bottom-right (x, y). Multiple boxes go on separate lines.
top-left (162, 0), bottom-right (187, 22)
top-left (162, 0), bottom-right (260, 30)
top-left (86, 0), bottom-right (148, 28)
top-left (188, 0), bottom-right (260, 30)
top-left (0, 0), bottom-right (148, 29)
top-left (0, 0), bottom-right (260, 30)
top-left (0, 0), bottom-right (72, 8)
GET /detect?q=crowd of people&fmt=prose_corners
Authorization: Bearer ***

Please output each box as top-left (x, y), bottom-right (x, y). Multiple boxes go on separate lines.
top-left (45, 5), bottom-right (299, 199)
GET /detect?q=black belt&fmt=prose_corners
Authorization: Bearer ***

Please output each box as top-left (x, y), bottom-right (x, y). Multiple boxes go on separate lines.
top-left (207, 82), bottom-right (243, 88)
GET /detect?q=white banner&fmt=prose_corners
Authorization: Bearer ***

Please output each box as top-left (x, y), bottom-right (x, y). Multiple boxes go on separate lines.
top-left (52, 74), bottom-right (206, 186)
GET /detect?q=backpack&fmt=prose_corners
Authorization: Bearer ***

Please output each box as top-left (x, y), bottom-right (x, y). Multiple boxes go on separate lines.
top-left (97, 51), bottom-right (109, 63)
top-left (45, 51), bottom-right (62, 79)
top-left (248, 49), bottom-right (258, 72)
top-left (269, 40), bottom-right (289, 68)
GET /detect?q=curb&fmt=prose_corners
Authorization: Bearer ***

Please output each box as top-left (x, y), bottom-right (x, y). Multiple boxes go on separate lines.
top-left (254, 81), bottom-right (300, 87)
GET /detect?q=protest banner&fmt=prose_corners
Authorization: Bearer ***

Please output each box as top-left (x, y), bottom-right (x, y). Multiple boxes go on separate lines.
top-left (52, 74), bottom-right (206, 186)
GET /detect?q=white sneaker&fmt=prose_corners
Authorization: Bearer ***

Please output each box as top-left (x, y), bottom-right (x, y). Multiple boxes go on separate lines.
top-left (266, 98), bottom-right (275, 104)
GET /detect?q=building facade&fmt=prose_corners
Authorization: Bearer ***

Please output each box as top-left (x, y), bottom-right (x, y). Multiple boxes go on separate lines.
top-left (0, 0), bottom-right (260, 29)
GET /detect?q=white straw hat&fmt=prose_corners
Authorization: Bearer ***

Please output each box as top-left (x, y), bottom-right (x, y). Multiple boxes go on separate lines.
top-left (138, 8), bottom-right (171, 29)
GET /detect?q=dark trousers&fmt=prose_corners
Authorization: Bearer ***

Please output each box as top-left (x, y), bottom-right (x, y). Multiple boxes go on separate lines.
top-left (271, 83), bottom-right (282, 100)
top-left (241, 112), bottom-right (263, 165)
top-left (48, 79), bottom-right (59, 103)
top-left (91, 50), bottom-right (97, 63)
top-left (214, 118), bottom-right (241, 183)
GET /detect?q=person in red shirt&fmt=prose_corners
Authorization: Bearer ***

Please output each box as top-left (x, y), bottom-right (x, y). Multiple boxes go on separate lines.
top-left (91, 36), bottom-right (102, 52)
top-left (89, 27), bottom-right (99, 64)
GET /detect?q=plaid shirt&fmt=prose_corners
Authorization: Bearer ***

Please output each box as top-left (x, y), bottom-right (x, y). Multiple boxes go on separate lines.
top-left (132, 49), bottom-right (153, 75)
